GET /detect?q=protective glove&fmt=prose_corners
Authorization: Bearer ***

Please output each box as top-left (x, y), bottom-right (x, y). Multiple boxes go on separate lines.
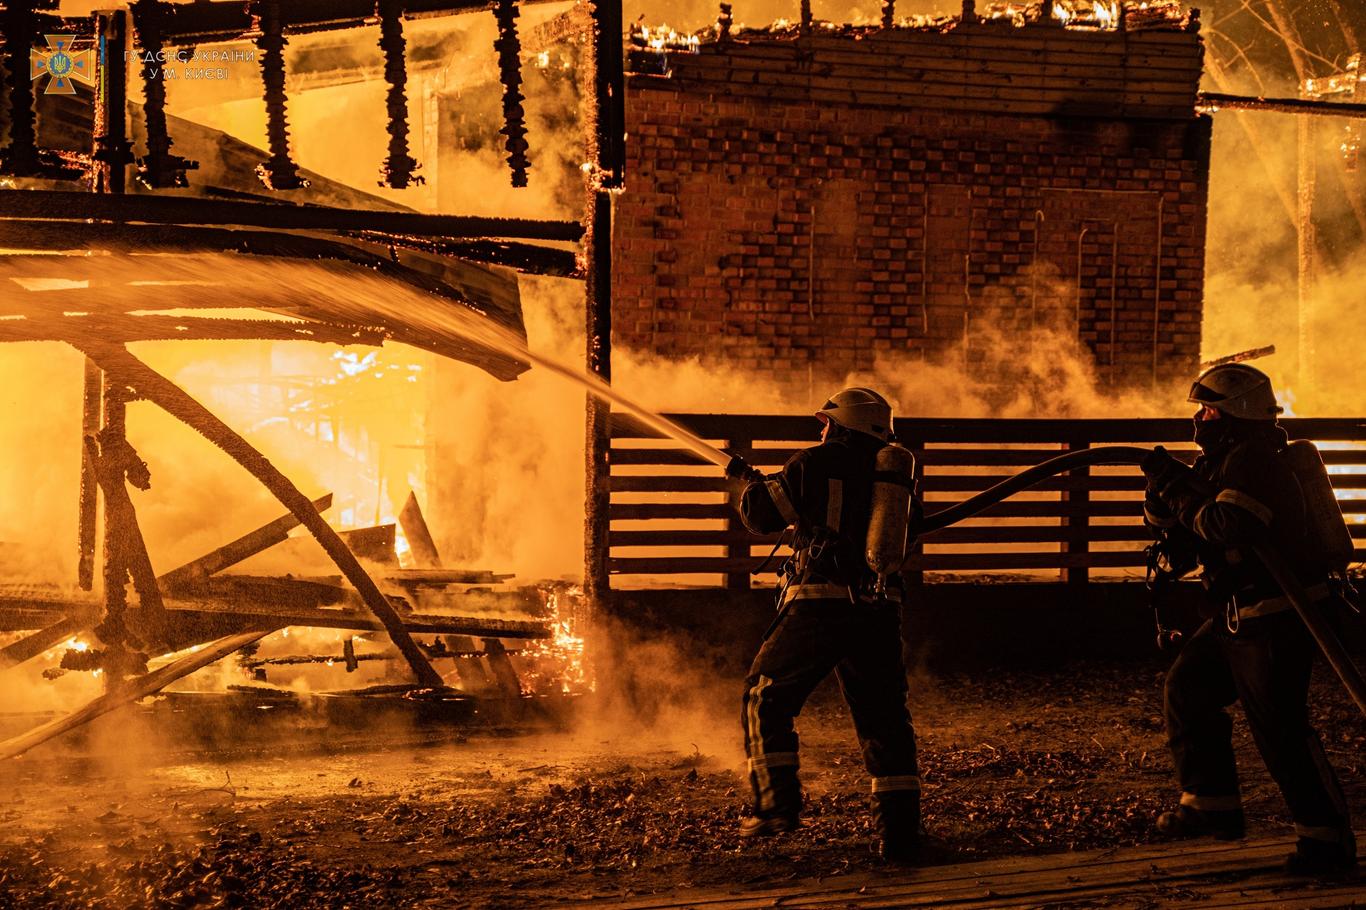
top-left (1140, 445), bottom-right (1177, 479)
top-left (724, 454), bottom-right (763, 483)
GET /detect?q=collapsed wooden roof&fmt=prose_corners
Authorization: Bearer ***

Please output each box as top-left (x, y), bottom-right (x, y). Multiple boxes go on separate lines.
top-left (0, 189), bottom-right (582, 379)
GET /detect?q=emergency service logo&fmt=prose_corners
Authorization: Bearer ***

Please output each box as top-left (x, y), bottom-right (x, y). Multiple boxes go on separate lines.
top-left (30, 35), bottom-right (95, 95)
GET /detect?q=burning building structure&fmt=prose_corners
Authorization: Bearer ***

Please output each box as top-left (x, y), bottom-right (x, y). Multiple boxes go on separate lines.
top-left (613, 2), bottom-right (1209, 390)
top-left (0, 0), bottom-right (614, 756)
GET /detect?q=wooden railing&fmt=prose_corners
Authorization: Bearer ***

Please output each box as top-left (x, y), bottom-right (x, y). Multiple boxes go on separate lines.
top-left (605, 415), bottom-right (1366, 589)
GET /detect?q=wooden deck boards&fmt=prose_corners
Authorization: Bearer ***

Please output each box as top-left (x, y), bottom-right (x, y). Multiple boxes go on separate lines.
top-left (594, 837), bottom-right (1365, 909)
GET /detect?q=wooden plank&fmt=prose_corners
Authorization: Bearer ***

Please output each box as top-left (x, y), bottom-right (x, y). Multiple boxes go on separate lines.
top-left (0, 629), bottom-right (275, 761)
top-left (612, 475), bottom-right (732, 493)
top-left (0, 617), bottom-right (87, 670)
top-left (608, 551), bottom-right (1151, 574)
top-left (920, 474), bottom-right (1147, 492)
top-left (803, 39), bottom-right (1201, 72)
top-left (606, 416), bottom-right (1286, 442)
top-left (918, 449), bottom-right (1188, 466)
top-left (0, 189), bottom-right (583, 243)
top-left (610, 474), bottom-right (1150, 493)
top-left (608, 525), bottom-right (1148, 547)
top-left (591, 836), bottom-right (1322, 909)
top-left (162, 599), bottom-right (552, 638)
top-left (397, 491), bottom-right (442, 569)
top-left (610, 503), bottom-right (735, 520)
top-left (907, 551), bottom-right (1146, 570)
top-left (611, 530), bottom-right (783, 547)
top-left (609, 556), bottom-right (772, 574)
top-left (159, 494), bottom-right (333, 589)
top-left (921, 524), bottom-right (1148, 543)
top-left (695, 38), bottom-right (1200, 70)
top-left (921, 500), bottom-right (1141, 518)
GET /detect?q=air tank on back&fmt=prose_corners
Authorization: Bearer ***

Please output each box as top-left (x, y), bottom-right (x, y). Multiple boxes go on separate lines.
top-left (1284, 439), bottom-right (1354, 572)
top-left (866, 442), bottom-right (917, 591)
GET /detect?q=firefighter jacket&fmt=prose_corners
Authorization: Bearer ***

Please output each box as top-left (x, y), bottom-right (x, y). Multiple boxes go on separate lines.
top-left (739, 433), bottom-right (907, 600)
top-left (1145, 422), bottom-right (1331, 617)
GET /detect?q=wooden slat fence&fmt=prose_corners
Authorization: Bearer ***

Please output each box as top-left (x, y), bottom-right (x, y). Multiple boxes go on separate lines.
top-left (606, 415), bottom-right (1366, 589)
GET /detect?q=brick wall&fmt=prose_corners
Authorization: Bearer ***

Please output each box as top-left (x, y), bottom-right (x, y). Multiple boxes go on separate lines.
top-left (612, 24), bottom-right (1211, 389)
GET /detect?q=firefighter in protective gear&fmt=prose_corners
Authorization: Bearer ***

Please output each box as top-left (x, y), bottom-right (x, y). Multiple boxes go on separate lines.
top-left (1143, 363), bottom-right (1357, 874)
top-left (727, 388), bottom-right (922, 862)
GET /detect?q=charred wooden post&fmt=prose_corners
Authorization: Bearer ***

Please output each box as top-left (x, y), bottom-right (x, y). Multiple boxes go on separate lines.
top-left (718, 3), bottom-right (733, 42)
top-left (129, 0), bottom-right (197, 188)
top-left (87, 427), bottom-right (167, 651)
top-left (94, 383), bottom-right (133, 659)
top-left (881, 0), bottom-right (894, 29)
top-left (799, 0), bottom-right (812, 36)
top-left (493, 0), bottom-right (530, 187)
top-left (0, 0), bottom-right (45, 176)
top-left (78, 343), bottom-right (444, 688)
top-left (583, 0), bottom-right (626, 612)
top-left (583, 193), bottom-right (613, 611)
top-left (377, 0), bottom-right (423, 189)
top-left (77, 359), bottom-right (102, 591)
top-left (92, 9), bottom-right (133, 194)
top-left (251, 0), bottom-right (307, 190)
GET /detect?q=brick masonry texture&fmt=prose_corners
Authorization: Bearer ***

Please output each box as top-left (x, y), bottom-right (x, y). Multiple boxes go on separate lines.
top-left (613, 31), bottom-right (1211, 390)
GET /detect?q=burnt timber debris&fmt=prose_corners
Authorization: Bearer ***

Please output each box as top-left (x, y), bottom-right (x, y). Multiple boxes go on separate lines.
top-left (0, 0), bottom-right (608, 758)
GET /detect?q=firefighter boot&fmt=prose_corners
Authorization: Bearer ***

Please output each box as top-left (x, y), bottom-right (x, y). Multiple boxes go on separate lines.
top-left (739, 768), bottom-right (802, 838)
top-left (1284, 830), bottom-right (1357, 876)
top-left (1155, 804), bottom-right (1245, 841)
top-left (873, 790), bottom-right (921, 863)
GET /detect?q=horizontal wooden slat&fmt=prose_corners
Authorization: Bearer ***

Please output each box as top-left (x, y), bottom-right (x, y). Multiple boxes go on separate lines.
top-left (920, 474), bottom-right (1147, 493)
top-left (612, 475), bottom-right (731, 493)
top-left (610, 557), bottom-right (775, 575)
top-left (610, 550), bottom-right (1152, 575)
top-left (611, 414), bottom-right (1366, 443)
top-left (609, 503), bottom-right (734, 521)
top-left (916, 549), bottom-right (1366, 568)
top-left (610, 525), bottom-right (1151, 547)
top-left (612, 530), bottom-right (783, 547)
top-left (923, 500), bottom-right (1141, 518)
top-left (920, 525), bottom-right (1148, 544)
top-left (905, 551), bottom-right (1147, 570)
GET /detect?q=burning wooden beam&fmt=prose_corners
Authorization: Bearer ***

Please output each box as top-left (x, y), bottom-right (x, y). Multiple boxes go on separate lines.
top-left (1200, 345), bottom-right (1276, 369)
top-left (0, 617), bottom-right (88, 671)
top-left (76, 343), bottom-right (445, 689)
top-left (0, 629), bottom-right (276, 761)
top-left (159, 495), bottom-right (334, 591)
top-left (0, 190), bottom-right (583, 242)
top-left (1197, 92), bottom-right (1366, 119)
top-left (398, 492), bottom-right (443, 569)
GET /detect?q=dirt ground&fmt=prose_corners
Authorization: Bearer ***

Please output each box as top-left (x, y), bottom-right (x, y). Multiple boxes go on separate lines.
top-left (1, 656), bottom-right (1364, 910)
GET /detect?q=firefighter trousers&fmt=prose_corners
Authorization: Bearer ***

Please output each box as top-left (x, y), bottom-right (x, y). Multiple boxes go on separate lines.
top-left (1164, 613), bottom-right (1354, 849)
top-left (741, 596), bottom-right (919, 824)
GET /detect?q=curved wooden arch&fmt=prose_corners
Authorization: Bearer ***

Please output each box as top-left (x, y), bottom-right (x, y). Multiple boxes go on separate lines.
top-left (78, 342), bottom-right (444, 688)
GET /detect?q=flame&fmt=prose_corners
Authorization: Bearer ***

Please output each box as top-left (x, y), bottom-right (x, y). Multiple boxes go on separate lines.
top-left (1276, 386), bottom-right (1298, 417)
top-left (516, 585), bottom-right (591, 696)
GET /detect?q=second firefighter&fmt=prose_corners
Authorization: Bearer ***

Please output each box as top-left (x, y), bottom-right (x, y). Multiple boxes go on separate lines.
top-left (725, 387), bottom-right (922, 862)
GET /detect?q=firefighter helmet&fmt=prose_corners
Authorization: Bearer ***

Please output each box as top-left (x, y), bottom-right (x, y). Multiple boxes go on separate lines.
top-left (1188, 364), bottom-right (1282, 421)
top-left (816, 387), bottom-right (894, 442)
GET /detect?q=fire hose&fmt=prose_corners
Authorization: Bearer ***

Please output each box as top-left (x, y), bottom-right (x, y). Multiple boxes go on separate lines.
top-left (907, 445), bottom-right (1366, 719)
